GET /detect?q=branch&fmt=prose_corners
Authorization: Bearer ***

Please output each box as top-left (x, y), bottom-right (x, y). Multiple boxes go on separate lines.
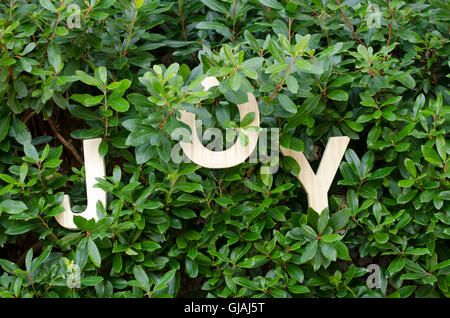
top-left (266, 56), bottom-right (297, 104)
top-left (387, 0), bottom-right (395, 46)
top-left (47, 118), bottom-right (84, 165)
top-left (22, 110), bottom-right (36, 125)
top-left (335, 0), bottom-right (367, 48)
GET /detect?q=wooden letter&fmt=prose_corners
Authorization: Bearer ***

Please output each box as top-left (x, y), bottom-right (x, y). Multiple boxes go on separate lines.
top-left (178, 76), bottom-right (260, 168)
top-left (280, 136), bottom-right (350, 213)
top-left (55, 138), bottom-right (106, 229)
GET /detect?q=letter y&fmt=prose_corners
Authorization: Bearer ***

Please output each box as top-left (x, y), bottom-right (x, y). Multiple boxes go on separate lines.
top-left (280, 136), bottom-right (350, 213)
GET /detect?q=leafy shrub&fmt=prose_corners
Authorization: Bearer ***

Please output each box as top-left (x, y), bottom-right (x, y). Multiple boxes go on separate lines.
top-left (0, 0), bottom-right (449, 298)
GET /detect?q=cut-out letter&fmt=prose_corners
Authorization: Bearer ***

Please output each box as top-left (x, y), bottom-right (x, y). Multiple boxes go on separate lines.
top-left (280, 136), bottom-right (350, 213)
top-left (177, 76), bottom-right (260, 168)
top-left (55, 138), bottom-right (106, 229)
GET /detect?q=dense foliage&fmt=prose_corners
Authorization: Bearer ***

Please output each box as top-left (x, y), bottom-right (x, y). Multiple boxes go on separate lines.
top-left (0, 0), bottom-right (449, 298)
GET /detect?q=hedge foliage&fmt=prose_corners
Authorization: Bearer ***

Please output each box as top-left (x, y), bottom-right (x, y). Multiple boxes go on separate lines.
top-left (0, 0), bottom-right (449, 298)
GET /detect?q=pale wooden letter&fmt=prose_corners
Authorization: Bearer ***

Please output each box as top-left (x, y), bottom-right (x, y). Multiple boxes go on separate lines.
top-left (55, 138), bottom-right (106, 229)
top-left (178, 76), bottom-right (260, 168)
top-left (280, 136), bottom-right (350, 213)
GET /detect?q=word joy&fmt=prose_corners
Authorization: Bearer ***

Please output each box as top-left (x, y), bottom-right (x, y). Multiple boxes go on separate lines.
top-left (55, 77), bottom-right (350, 230)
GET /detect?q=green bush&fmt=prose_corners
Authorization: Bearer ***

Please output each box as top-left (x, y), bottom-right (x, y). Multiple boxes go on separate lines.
top-left (0, 0), bottom-right (449, 298)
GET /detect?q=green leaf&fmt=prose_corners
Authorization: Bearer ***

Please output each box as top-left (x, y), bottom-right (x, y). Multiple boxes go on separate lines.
top-left (328, 75), bottom-right (354, 88)
top-left (112, 253), bottom-right (123, 273)
top-left (24, 143), bottom-right (39, 163)
top-left (196, 22), bottom-right (232, 39)
top-left (184, 230), bottom-right (201, 241)
top-left (280, 135), bottom-right (303, 152)
top-left (140, 241), bottom-right (161, 252)
top-left (258, 0), bottom-right (284, 10)
top-left (300, 224), bottom-right (318, 240)
top-left (240, 112), bottom-right (255, 128)
top-left (81, 276), bottom-right (103, 286)
top-left (48, 44), bottom-right (61, 71)
top-left (286, 264), bottom-right (304, 283)
top-left (14, 79), bottom-right (27, 98)
top-left (133, 265), bottom-right (150, 291)
top-left (300, 240), bottom-right (318, 264)
top-left (294, 34), bottom-right (310, 55)
top-left (0, 113), bottom-right (11, 143)
top-left (333, 241), bottom-right (351, 261)
top-left (317, 208), bottom-right (329, 234)
top-left (31, 246), bottom-right (52, 274)
top-left (438, 191), bottom-right (450, 200)
top-left (396, 73), bottom-right (416, 89)
top-left (328, 90), bottom-right (348, 101)
top-left (398, 30), bottom-right (422, 43)
top-left (154, 269), bottom-right (176, 292)
top-left (68, 104), bottom-right (101, 121)
top-left (10, 118), bottom-right (32, 145)
top-left (388, 257), bottom-right (405, 275)
top-left (394, 123), bottom-right (415, 143)
top-left (76, 70), bottom-right (102, 87)
top-left (172, 208), bottom-right (196, 219)
top-left (368, 167), bottom-right (396, 180)
top-left (185, 258), bottom-right (198, 278)
top-left (288, 285), bottom-right (310, 294)
top-left (405, 248), bottom-right (429, 256)
top-left (199, 0), bottom-right (229, 15)
top-left (109, 97), bottom-right (130, 112)
top-left (230, 72), bottom-right (242, 91)
top-left (397, 189), bottom-right (418, 204)
top-left (223, 44), bottom-right (236, 65)
top-left (238, 255), bottom-right (268, 269)
top-left (233, 277), bottom-right (259, 290)
top-left (436, 135), bottom-right (446, 161)
top-left (176, 182), bottom-right (203, 193)
top-left (240, 67), bottom-right (258, 80)
top-left (141, 201), bottom-right (164, 210)
top-left (265, 63), bottom-right (288, 74)
top-left (405, 259), bottom-right (426, 273)
top-left (271, 182), bottom-right (294, 194)
top-left (374, 232), bottom-right (389, 244)
top-left (286, 75), bottom-right (299, 93)
top-left (404, 158), bottom-right (416, 177)
top-left (135, 0), bottom-right (145, 9)
top-left (87, 238), bottom-right (101, 268)
top-left (71, 94), bottom-right (104, 107)
top-left (329, 209), bottom-right (349, 231)
top-left (398, 179), bottom-right (414, 187)
top-left (0, 174), bottom-right (17, 184)
top-left (320, 242), bottom-right (337, 261)
top-left (0, 259), bottom-right (20, 274)
top-left (39, 0), bottom-right (57, 12)
top-left (322, 234), bottom-right (341, 243)
top-left (277, 94), bottom-right (297, 113)
top-left (0, 200), bottom-right (27, 214)
top-left (345, 120), bottom-right (363, 132)
top-left (268, 39), bottom-right (285, 64)
top-left (422, 145), bottom-right (443, 167)
top-left (388, 285), bottom-right (416, 298)
top-left (5, 223), bottom-right (37, 235)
